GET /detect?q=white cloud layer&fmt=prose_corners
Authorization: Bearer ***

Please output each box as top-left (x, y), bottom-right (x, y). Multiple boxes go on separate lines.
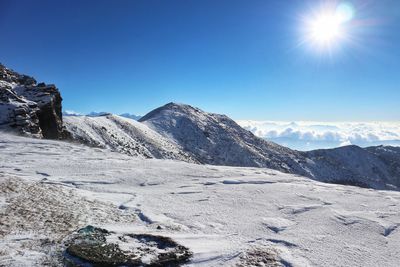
top-left (236, 120), bottom-right (400, 151)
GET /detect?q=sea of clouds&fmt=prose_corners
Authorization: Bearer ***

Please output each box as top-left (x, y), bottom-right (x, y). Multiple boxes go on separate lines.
top-left (236, 120), bottom-right (400, 151)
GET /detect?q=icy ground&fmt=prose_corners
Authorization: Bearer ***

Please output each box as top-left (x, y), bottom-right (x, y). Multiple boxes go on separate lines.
top-left (1, 133), bottom-right (400, 266)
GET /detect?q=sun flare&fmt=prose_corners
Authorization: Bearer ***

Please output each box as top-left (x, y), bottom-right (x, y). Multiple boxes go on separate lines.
top-left (310, 14), bottom-right (342, 43)
top-left (302, 2), bottom-right (355, 51)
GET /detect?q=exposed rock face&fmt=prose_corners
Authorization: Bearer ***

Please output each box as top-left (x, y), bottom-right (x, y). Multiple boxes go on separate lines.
top-left (0, 63), bottom-right (66, 139)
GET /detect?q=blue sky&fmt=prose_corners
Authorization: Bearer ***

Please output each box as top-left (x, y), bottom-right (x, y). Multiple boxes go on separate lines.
top-left (1, 0), bottom-right (399, 120)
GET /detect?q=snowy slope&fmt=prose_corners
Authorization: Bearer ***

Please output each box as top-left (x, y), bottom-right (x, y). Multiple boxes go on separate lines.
top-left (303, 146), bottom-right (400, 189)
top-left (64, 114), bottom-right (197, 162)
top-left (365, 146), bottom-right (400, 187)
top-left (139, 102), bottom-right (310, 175)
top-left (1, 132), bottom-right (400, 266)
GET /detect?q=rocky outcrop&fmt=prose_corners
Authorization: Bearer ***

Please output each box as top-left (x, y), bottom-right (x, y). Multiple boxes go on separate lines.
top-left (0, 63), bottom-right (66, 139)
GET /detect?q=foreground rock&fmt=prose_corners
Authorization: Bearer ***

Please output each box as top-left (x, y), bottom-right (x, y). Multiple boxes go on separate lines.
top-left (0, 63), bottom-right (66, 139)
top-left (64, 226), bottom-right (192, 266)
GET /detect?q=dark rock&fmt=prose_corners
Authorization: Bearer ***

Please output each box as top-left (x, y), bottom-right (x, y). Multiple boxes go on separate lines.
top-left (78, 225), bottom-right (109, 234)
top-left (64, 226), bottom-right (193, 267)
top-left (0, 63), bottom-right (67, 139)
top-left (66, 243), bottom-right (135, 267)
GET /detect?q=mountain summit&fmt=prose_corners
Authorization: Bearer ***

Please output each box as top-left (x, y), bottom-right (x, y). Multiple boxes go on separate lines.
top-left (140, 102), bottom-right (310, 175)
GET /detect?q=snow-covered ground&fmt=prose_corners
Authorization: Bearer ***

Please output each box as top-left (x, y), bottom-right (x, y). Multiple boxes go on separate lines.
top-left (1, 133), bottom-right (400, 266)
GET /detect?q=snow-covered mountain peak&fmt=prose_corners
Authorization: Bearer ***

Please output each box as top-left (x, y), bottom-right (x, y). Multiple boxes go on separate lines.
top-left (139, 102), bottom-right (207, 122)
top-left (139, 102), bottom-right (310, 175)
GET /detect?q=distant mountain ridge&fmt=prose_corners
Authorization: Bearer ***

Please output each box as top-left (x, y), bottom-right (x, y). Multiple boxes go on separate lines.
top-left (119, 113), bottom-right (142, 120)
top-left (63, 111), bottom-right (142, 120)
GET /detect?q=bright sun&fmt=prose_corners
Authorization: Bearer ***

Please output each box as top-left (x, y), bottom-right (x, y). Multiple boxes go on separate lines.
top-left (310, 14), bottom-right (342, 43)
top-left (303, 2), bottom-right (355, 50)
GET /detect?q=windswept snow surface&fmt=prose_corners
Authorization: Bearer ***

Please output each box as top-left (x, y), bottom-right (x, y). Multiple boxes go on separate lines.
top-left (1, 133), bottom-right (400, 266)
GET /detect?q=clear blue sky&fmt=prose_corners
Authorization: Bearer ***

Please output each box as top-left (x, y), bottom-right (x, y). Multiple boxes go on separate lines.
top-left (1, 0), bottom-right (399, 120)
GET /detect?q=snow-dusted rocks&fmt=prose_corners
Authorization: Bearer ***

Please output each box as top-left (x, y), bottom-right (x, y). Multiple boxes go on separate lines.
top-left (64, 114), bottom-right (197, 162)
top-left (365, 146), bottom-right (400, 187)
top-left (0, 64), bottom-right (65, 139)
top-left (303, 145), bottom-right (400, 189)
